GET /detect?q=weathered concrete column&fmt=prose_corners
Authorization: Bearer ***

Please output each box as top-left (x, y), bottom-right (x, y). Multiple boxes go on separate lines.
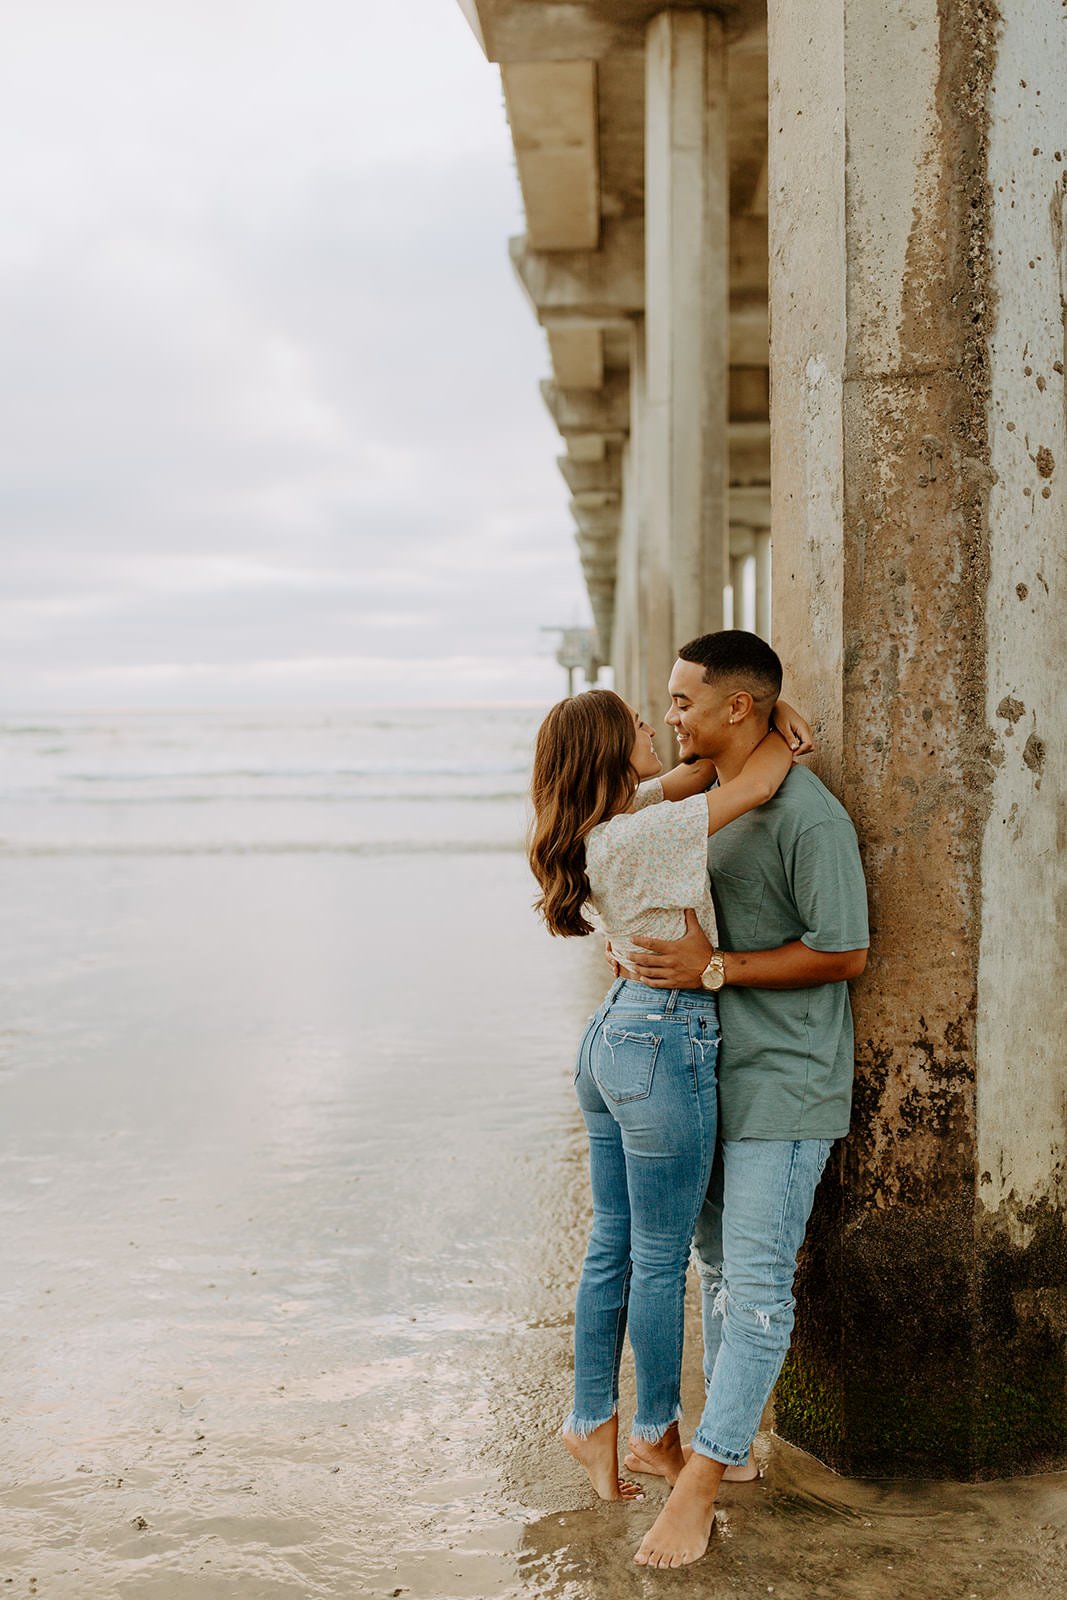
top-left (729, 549), bottom-right (748, 631)
top-left (627, 316), bottom-right (676, 721)
top-left (644, 9), bottom-right (729, 650)
top-left (611, 432), bottom-right (642, 708)
top-left (769, 0), bottom-right (1067, 1478)
top-left (754, 527), bottom-right (772, 643)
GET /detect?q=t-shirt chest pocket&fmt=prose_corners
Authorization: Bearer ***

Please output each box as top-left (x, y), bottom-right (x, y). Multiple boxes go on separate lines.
top-left (711, 867), bottom-right (766, 949)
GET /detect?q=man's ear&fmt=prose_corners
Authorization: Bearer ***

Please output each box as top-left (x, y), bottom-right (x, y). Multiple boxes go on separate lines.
top-left (727, 691), bottom-right (754, 725)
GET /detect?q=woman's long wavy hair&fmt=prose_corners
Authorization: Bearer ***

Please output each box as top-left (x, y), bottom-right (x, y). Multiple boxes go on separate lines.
top-left (528, 689), bottom-right (639, 937)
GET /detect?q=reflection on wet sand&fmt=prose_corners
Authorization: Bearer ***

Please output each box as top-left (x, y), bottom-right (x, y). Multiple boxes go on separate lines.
top-left (0, 850), bottom-right (590, 1600)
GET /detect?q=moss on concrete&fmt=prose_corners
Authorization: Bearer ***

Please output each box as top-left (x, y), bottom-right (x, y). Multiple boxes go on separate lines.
top-left (774, 1353), bottom-right (843, 1461)
top-left (782, 1196), bottom-right (1067, 1479)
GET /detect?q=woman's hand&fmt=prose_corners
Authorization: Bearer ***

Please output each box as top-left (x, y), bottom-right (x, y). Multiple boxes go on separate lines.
top-left (659, 755), bottom-right (717, 802)
top-left (774, 700), bottom-right (814, 759)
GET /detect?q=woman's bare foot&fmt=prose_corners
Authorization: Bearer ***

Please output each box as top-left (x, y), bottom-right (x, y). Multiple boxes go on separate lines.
top-left (563, 1415), bottom-right (645, 1502)
top-left (624, 1422), bottom-right (687, 1485)
top-left (633, 1453), bottom-right (724, 1568)
top-left (624, 1442), bottom-right (758, 1482)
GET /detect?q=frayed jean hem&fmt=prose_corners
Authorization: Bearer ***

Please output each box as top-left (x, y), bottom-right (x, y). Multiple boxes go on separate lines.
top-left (562, 1409), bottom-right (616, 1439)
top-left (629, 1402), bottom-right (684, 1445)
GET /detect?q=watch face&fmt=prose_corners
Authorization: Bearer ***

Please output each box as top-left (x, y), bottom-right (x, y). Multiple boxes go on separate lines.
top-left (702, 964), bottom-right (725, 992)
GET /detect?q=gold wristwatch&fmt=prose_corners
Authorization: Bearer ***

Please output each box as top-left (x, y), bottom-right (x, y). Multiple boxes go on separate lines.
top-left (701, 952), bottom-right (727, 992)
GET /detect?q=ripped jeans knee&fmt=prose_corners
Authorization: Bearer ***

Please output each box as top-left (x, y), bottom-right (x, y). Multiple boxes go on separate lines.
top-left (690, 1285), bottom-right (798, 1466)
top-left (714, 1283), bottom-right (796, 1353)
top-left (691, 1241), bottom-right (721, 1290)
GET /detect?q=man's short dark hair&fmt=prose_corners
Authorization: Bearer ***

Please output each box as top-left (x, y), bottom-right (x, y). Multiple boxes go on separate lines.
top-left (677, 630), bottom-right (783, 702)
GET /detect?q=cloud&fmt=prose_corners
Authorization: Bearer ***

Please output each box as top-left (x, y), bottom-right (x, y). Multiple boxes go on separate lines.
top-left (0, 0), bottom-right (589, 708)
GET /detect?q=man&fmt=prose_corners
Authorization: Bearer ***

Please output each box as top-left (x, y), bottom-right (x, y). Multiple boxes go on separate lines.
top-left (625, 630), bottom-right (869, 1569)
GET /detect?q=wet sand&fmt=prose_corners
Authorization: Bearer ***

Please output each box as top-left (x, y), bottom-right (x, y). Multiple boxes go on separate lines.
top-left (1, 849), bottom-right (1065, 1598)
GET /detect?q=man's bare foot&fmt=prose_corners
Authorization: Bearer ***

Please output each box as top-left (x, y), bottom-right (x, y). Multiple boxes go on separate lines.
top-left (624, 1422), bottom-right (686, 1485)
top-left (633, 1453), bottom-right (725, 1568)
top-left (624, 1442), bottom-right (758, 1482)
top-left (563, 1415), bottom-right (644, 1502)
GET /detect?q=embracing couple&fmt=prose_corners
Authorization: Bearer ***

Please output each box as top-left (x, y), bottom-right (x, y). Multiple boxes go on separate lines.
top-left (528, 629), bottom-right (869, 1569)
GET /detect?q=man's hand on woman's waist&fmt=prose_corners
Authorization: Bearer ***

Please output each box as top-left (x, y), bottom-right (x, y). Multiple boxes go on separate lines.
top-left (623, 909), bottom-right (712, 988)
top-left (626, 909), bottom-right (868, 990)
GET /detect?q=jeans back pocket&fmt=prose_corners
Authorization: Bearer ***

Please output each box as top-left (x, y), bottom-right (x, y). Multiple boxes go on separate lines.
top-left (594, 1025), bottom-right (661, 1104)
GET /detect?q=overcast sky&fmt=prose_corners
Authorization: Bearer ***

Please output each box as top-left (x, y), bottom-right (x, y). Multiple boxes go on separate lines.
top-left (0, 1), bottom-right (589, 709)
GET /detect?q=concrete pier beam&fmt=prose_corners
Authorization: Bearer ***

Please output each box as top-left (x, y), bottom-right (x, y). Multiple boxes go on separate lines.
top-left (557, 450), bottom-right (622, 497)
top-left (565, 436), bottom-right (607, 465)
top-left (769, 0), bottom-right (1067, 1478)
top-left (728, 421), bottom-right (771, 486)
top-left (500, 62), bottom-right (600, 250)
top-left (572, 505), bottom-right (620, 547)
top-left (539, 375), bottom-right (630, 440)
top-left (730, 303), bottom-right (770, 368)
top-left (547, 327), bottom-right (604, 390)
top-left (510, 218), bottom-right (644, 324)
top-left (570, 491), bottom-right (621, 518)
top-left (644, 8), bottom-right (730, 645)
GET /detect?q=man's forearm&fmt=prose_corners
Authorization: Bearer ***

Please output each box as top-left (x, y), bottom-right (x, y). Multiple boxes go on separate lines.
top-left (624, 912), bottom-right (868, 991)
top-left (723, 941), bottom-right (867, 989)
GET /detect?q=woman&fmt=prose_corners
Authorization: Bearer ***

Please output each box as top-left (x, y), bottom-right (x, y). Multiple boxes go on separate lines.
top-left (528, 689), bottom-right (810, 1502)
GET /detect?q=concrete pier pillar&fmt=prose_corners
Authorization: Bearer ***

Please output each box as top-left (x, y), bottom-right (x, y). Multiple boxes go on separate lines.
top-left (769, 0), bottom-right (1067, 1477)
top-left (644, 9), bottom-right (729, 647)
top-left (629, 317), bottom-right (675, 720)
top-left (754, 527), bottom-right (772, 643)
top-left (611, 434), bottom-right (641, 708)
top-left (729, 550), bottom-right (748, 632)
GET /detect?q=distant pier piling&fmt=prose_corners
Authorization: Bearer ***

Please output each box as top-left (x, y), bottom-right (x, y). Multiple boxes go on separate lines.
top-left (541, 625), bottom-right (600, 698)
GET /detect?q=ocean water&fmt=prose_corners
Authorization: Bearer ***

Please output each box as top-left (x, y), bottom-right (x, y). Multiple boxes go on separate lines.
top-left (0, 706), bottom-right (541, 857)
top-left (2, 708), bottom-right (1064, 1600)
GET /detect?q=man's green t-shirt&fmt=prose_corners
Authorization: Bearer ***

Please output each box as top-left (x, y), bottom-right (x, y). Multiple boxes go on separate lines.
top-left (709, 765), bottom-right (869, 1141)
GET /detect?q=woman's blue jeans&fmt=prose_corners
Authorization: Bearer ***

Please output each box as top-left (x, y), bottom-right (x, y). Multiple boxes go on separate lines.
top-left (565, 979), bottom-right (719, 1444)
top-left (690, 1136), bottom-right (833, 1465)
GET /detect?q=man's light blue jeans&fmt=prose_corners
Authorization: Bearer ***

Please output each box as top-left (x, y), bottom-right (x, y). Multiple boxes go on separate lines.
top-left (691, 1136), bottom-right (833, 1465)
top-left (565, 979), bottom-right (719, 1444)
